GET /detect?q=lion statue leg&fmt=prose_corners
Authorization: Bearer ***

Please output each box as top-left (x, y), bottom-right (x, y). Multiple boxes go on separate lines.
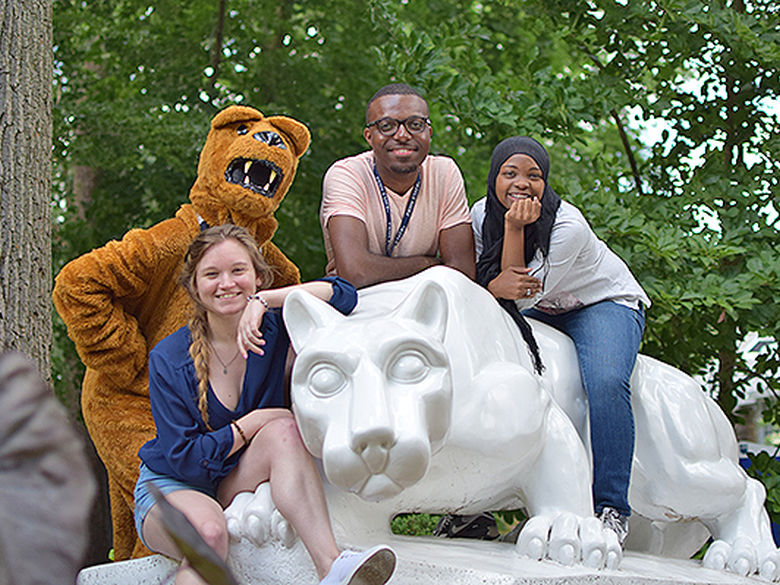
top-left (629, 355), bottom-right (780, 580)
top-left (459, 362), bottom-right (621, 569)
top-left (514, 403), bottom-right (622, 570)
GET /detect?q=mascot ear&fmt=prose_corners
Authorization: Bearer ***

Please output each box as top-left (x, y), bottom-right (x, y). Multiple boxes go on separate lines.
top-left (396, 280), bottom-right (448, 342)
top-left (284, 290), bottom-right (343, 353)
top-left (211, 105), bottom-right (264, 129)
top-left (267, 116), bottom-right (311, 158)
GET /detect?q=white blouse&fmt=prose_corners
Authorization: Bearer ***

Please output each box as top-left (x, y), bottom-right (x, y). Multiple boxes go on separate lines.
top-left (471, 198), bottom-right (650, 314)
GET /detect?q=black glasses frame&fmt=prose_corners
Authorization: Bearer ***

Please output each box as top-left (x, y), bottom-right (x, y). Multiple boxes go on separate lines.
top-left (365, 116), bottom-right (431, 136)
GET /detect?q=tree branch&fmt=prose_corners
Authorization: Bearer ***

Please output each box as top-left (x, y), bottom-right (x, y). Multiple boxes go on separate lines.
top-left (610, 108), bottom-right (645, 196)
top-left (209, 0), bottom-right (227, 92)
top-left (578, 44), bottom-right (645, 196)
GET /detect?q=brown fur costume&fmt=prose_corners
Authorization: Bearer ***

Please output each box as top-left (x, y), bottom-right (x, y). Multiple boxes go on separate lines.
top-left (53, 105), bottom-right (310, 560)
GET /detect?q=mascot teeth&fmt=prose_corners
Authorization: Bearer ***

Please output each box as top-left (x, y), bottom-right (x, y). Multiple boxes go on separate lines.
top-left (225, 158), bottom-right (284, 198)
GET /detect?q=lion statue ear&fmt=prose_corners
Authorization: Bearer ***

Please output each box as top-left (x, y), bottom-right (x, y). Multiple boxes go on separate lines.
top-left (284, 290), bottom-right (343, 353)
top-left (395, 280), bottom-right (448, 342)
top-left (267, 116), bottom-right (311, 157)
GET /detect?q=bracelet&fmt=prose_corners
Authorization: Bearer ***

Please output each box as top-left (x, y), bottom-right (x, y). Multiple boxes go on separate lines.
top-left (231, 420), bottom-right (248, 447)
top-left (247, 293), bottom-right (269, 310)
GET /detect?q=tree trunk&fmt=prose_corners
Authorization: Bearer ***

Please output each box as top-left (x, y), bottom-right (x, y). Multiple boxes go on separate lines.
top-left (717, 346), bottom-right (738, 423)
top-left (0, 0), bottom-right (53, 378)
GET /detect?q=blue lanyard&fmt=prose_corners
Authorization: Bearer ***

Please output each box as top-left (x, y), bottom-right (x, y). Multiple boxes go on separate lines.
top-left (372, 162), bottom-right (421, 257)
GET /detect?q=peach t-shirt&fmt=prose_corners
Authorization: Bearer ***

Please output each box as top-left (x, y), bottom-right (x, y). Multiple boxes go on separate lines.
top-left (320, 151), bottom-right (471, 276)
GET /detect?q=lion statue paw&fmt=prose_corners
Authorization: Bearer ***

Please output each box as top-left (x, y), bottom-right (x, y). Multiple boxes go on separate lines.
top-left (703, 538), bottom-right (780, 580)
top-left (517, 513), bottom-right (621, 570)
top-left (225, 483), bottom-right (296, 548)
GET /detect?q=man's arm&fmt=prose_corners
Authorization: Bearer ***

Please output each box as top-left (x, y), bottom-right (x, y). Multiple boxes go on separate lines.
top-left (328, 215), bottom-right (441, 288)
top-left (438, 222), bottom-right (476, 280)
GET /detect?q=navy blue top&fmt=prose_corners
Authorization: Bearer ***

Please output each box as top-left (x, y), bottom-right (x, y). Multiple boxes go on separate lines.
top-left (138, 277), bottom-right (357, 492)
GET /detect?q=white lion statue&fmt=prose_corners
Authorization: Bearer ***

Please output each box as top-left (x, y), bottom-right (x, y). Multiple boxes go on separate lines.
top-left (225, 266), bottom-right (778, 582)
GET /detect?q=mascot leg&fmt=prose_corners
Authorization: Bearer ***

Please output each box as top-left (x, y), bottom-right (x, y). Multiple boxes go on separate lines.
top-left (82, 372), bottom-right (155, 560)
top-left (106, 475), bottom-right (148, 560)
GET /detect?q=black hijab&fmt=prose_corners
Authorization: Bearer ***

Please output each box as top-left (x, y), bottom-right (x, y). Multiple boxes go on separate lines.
top-left (476, 136), bottom-right (562, 374)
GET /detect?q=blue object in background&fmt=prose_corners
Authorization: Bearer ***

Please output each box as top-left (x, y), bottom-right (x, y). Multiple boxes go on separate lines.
top-left (739, 443), bottom-right (780, 547)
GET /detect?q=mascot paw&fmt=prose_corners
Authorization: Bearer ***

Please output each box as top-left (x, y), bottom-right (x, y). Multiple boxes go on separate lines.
top-left (223, 483), bottom-right (297, 547)
top-left (516, 513), bottom-right (622, 569)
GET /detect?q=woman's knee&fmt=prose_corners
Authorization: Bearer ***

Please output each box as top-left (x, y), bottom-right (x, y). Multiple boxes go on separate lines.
top-left (267, 416), bottom-right (303, 440)
top-left (249, 416), bottom-right (307, 456)
top-left (589, 369), bottom-right (631, 393)
top-left (194, 516), bottom-right (229, 556)
top-left (279, 418), bottom-right (309, 448)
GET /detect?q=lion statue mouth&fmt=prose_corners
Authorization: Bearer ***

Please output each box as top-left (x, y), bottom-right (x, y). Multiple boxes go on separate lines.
top-left (357, 474), bottom-right (405, 501)
top-left (225, 158), bottom-right (284, 198)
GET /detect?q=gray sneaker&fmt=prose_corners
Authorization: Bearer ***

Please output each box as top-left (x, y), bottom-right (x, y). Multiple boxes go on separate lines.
top-left (599, 507), bottom-right (629, 548)
top-left (432, 512), bottom-right (499, 540)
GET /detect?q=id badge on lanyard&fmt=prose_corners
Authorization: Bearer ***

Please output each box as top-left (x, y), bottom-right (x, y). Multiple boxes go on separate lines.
top-left (372, 162), bottom-right (421, 257)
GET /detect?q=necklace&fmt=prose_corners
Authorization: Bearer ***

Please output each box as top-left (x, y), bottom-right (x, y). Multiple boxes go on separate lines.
top-left (208, 340), bottom-right (240, 375)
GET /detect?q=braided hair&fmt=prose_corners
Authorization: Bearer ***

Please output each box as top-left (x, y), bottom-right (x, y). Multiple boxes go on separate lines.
top-left (178, 224), bottom-right (273, 428)
top-left (476, 137), bottom-right (562, 374)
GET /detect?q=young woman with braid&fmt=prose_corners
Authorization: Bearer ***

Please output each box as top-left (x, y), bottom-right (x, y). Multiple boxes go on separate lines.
top-left (133, 224), bottom-right (396, 585)
top-left (471, 137), bottom-right (650, 548)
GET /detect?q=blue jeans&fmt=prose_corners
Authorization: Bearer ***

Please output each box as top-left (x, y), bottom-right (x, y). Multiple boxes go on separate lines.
top-left (524, 301), bottom-right (645, 516)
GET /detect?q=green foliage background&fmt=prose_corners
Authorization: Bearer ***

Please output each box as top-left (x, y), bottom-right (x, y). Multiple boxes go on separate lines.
top-left (53, 0), bottom-right (779, 517)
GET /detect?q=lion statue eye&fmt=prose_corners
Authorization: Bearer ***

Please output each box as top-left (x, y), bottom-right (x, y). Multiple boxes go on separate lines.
top-left (388, 350), bottom-right (430, 384)
top-left (308, 363), bottom-right (347, 397)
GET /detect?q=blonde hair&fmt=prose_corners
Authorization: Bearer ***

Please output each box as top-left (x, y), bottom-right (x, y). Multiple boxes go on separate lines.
top-left (179, 224), bottom-right (273, 428)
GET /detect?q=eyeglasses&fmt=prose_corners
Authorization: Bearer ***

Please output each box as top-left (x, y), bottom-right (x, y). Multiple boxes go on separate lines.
top-left (365, 116), bottom-right (431, 136)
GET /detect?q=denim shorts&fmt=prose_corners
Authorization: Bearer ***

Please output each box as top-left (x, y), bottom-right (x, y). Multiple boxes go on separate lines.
top-left (133, 462), bottom-right (215, 548)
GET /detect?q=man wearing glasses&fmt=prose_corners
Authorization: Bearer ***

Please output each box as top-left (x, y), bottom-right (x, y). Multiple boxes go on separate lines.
top-left (320, 83), bottom-right (475, 288)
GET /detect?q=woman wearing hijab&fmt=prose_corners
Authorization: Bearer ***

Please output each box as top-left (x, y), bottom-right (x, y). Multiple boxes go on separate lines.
top-left (471, 136), bottom-right (650, 547)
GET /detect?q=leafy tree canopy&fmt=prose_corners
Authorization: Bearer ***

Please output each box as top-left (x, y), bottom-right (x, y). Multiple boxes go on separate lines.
top-left (53, 0), bottom-right (779, 429)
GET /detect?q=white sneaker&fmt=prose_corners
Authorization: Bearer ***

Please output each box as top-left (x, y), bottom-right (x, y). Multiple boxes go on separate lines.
top-left (319, 545), bottom-right (396, 585)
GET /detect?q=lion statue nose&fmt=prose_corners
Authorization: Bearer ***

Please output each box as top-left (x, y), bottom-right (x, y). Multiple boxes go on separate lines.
top-left (351, 427), bottom-right (394, 474)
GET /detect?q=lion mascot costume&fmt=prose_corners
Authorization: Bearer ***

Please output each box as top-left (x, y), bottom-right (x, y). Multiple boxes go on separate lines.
top-left (53, 105), bottom-right (310, 560)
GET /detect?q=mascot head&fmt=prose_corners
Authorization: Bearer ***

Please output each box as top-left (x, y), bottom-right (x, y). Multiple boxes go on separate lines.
top-left (189, 105), bottom-right (310, 230)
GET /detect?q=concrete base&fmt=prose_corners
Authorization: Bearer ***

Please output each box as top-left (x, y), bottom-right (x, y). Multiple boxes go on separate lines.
top-left (77, 536), bottom-right (768, 585)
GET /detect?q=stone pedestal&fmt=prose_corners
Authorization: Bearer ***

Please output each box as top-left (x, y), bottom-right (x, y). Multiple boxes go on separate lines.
top-left (77, 536), bottom-right (767, 585)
